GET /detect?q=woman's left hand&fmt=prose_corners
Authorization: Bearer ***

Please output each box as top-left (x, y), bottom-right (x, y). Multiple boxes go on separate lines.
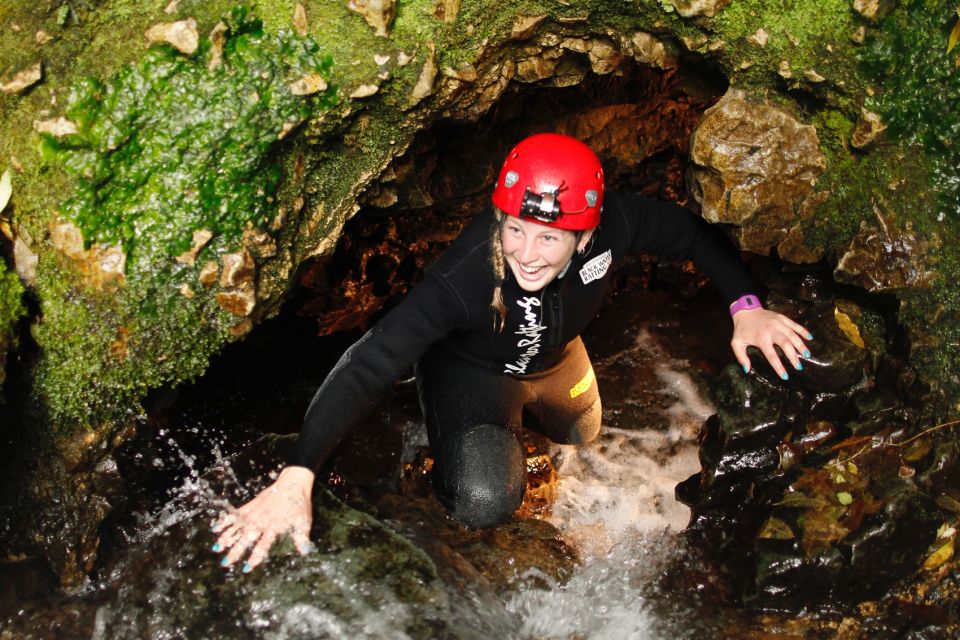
top-left (730, 308), bottom-right (812, 380)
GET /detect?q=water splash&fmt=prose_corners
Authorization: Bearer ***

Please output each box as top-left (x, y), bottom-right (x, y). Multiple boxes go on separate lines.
top-left (503, 326), bottom-right (709, 639)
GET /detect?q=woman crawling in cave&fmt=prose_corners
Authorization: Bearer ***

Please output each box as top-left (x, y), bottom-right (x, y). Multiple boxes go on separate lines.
top-left (212, 133), bottom-right (813, 572)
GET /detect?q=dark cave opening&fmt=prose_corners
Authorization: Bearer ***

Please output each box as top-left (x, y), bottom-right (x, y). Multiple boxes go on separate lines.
top-left (92, 58), bottom-right (745, 579)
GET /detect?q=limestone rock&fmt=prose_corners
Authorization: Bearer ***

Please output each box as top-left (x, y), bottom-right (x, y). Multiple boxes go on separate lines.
top-left (1, 62), bottom-right (43, 95)
top-left (207, 22), bottom-right (227, 71)
top-left (219, 249), bottom-right (255, 288)
top-left (688, 90), bottom-right (826, 255)
top-left (13, 230), bottom-right (38, 286)
top-left (293, 2), bottom-right (308, 36)
top-left (289, 73), bottom-right (328, 96)
top-left (749, 28), bottom-right (768, 47)
top-left (624, 31), bottom-right (674, 69)
top-left (834, 202), bottom-right (937, 292)
top-left (33, 117), bottom-right (79, 137)
top-left (144, 18), bottom-right (199, 55)
top-left (198, 261), bottom-right (218, 287)
top-left (850, 107), bottom-right (886, 149)
top-left (669, 0), bottom-right (732, 18)
top-left (347, 0), bottom-right (396, 37)
top-left (852, 0), bottom-right (881, 21)
top-left (49, 217), bottom-right (126, 288)
top-left (409, 43), bottom-right (437, 106)
top-left (511, 15), bottom-right (546, 40)
top-left (175, 229), bottom-right (213, 266)
top-left (349, 83), bottom-right (380, 98)
top-left (779, 222), bottom-right (826, 264)
top-left (216, 286), bottom-right (256, 316)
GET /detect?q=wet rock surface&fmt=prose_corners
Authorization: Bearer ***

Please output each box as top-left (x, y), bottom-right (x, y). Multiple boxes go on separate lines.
top-left (677, 275), bottom-right (960, 629)
top-left (687, 89), bottom-right (826, 257)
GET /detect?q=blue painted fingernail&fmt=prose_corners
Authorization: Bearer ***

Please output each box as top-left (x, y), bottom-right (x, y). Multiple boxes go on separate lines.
top-left (781, 372), bottom-right (789, 380)
top-left (807, 333), bottom-right (814, 340)
top-left (742, 364), bottom-right (749, 374)
top-left (211, 523), bottom-right (220, 532)
top-left (220, 557), bottom-right (229, 567)
top-left (795, 361), bottom-right (803, 371)
top-left (803, 349), bottom-right (810, 358)
top-left (212, 543), bottom-right (221, 553)
top-left (242, 562), bottom-right (252, 574)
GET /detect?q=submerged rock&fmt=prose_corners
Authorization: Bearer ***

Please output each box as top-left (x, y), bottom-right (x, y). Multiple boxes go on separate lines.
top-left (91, 434), bottom-right (452, 640)
top-left (678, 294), bottom-right (955, 608)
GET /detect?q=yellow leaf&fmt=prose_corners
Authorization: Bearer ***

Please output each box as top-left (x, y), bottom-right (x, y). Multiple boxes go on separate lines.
top-left (758, 516), bottom-right (795, 540)
top-left (834, 308), bottom-right (865, 348)
top-left (837, 492), bottom-right (854, 505)
top-left (922, 537), bottom-right (954, 571)
top-left (948, 19), bottom-right (960, 54)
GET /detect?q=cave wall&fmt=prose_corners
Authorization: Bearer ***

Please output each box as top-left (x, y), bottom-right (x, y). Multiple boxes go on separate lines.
top-left (0, 0), bottom-right (958, 586)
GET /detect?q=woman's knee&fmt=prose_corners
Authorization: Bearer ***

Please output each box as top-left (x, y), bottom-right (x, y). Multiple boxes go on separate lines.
top-left (555, 396), bottom-right (602, 445)
top-left (434, 423), bottom-right (526, 528)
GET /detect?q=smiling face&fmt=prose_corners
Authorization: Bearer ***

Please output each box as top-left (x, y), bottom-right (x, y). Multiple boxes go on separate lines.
top-left (500, 215), bottom-right (593, 292)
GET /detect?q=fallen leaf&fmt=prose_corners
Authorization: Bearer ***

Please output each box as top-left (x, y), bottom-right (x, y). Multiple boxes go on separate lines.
top-left (837, 491), bottom-right (854, 506)
top-left (922, 537), bottom-right (954, 571)
top-left (949, 18), bottom-right (960, 54)
top-left (758, 516), bottom-right (795, 540)
top-left (776, 490), bottom-right (828, 509)
top-left (835, 307), bottom-right (866, 348)
top-left (0, 169), bottom-right (11, 214)
top-left (1, 62), bottom-right (43, 95)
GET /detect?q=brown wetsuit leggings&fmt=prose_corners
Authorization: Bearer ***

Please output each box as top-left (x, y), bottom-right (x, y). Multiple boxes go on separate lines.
top-left (414, 337), bottom-right (602, 528)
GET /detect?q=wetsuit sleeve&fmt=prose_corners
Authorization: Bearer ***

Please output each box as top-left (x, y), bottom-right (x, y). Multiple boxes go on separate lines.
top-left (287, 272), bottom-right (469, 471)
top-left (615, 193), bottom-right (755, 304)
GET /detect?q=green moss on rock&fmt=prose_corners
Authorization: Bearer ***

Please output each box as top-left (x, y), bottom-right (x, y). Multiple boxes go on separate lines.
top-left (0, 265), bottom-right (25, 384)
top-left (41, 6), bottom-right (335, 257)
top-left (856, 0), bottom-right (960, 410)
top-left (31, 5), bottom-right (339, 426)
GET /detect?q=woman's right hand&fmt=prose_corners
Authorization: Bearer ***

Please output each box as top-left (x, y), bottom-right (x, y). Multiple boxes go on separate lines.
top-left (212, 465), bottom-right (315, 573)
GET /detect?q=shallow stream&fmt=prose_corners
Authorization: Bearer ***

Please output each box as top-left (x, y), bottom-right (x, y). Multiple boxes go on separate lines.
top-left (4, 283), bottom-right (817, 639)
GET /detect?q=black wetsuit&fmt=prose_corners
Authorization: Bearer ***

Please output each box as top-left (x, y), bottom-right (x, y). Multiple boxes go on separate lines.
top-left (289, 193), bottom-right (754, 526)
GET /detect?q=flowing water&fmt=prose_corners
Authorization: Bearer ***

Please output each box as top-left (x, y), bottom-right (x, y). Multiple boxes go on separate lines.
top-left (500, 329), bottom-right (711, 640)
top-left (6, 289), bottom-right (755, 639)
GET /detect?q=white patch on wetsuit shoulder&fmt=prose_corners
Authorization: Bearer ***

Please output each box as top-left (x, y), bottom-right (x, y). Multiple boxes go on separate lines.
top-left (579, 249), bottom-right (612, 285)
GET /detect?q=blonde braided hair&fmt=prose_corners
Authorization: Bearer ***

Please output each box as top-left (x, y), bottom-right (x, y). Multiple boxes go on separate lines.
top-left (489, 210), bottom-right (508, 333)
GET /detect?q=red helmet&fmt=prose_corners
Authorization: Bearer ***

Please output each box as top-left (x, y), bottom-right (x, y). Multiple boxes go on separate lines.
top-left (492, 133), bottom-right (604, 231)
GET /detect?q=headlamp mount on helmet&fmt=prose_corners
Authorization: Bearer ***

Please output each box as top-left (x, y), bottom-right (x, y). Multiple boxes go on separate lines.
top-left (519, 185), bottom-right (563, 223)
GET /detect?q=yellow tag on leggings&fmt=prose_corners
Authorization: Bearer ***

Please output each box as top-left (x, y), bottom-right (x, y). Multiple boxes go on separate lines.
top-left (569, 367), bottom-right (595, 399)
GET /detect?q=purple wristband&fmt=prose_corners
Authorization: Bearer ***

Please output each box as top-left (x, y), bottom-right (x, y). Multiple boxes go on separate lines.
top-left (729, 294), bottom-right (763, 317)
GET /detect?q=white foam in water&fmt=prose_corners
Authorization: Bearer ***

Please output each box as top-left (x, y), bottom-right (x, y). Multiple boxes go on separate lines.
top-left (504, 328), bottom-right (710, 639)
